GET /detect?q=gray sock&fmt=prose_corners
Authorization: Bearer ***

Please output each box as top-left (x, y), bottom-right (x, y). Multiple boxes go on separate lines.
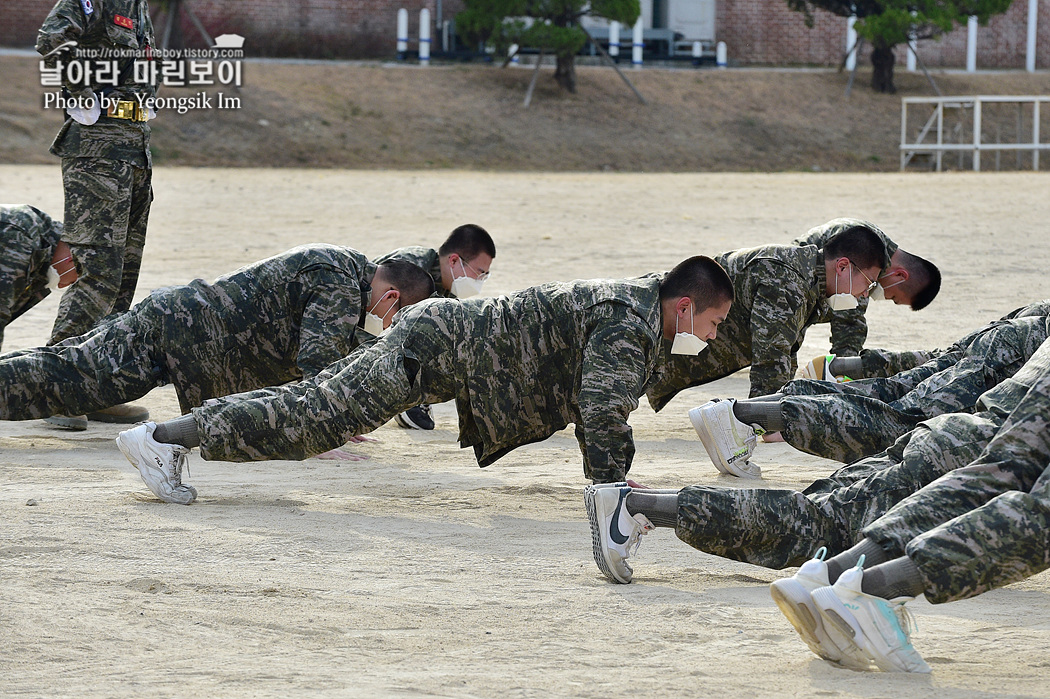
top-left (153, 415), bottom-right (201, 449)
top-left (826, 538), bottom-right (891, 583)
top-left (828, 356), bottom-right (864, 378)
top-left (861, 556), bottom-right (926, 599)
top-left (732, 399), bottom-right (785, 432)
top-left (625, 491), bottom-right (678, 528)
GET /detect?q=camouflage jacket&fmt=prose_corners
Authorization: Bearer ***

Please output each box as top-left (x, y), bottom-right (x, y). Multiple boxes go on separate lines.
top-left (450, 276), bottom-right (663, 483)
top-left (0, 205), bottom-right (63, 351)
top-left (37, 0), bottom-right (156, 166)
top-left (646, 245), bottom-right (828, 409)
top-left (374, 246), bottom-right (452, 299)
top-left (792, 218), bottom-right (899, 356)
top-left (146, 244), bottom-right (376, 413)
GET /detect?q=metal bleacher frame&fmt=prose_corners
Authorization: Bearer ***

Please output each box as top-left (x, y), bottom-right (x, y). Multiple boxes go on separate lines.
top-left (900, 95), bottom-right (1050, 172)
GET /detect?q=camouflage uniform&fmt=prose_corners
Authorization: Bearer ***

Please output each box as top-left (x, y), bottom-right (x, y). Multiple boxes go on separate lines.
top-left (671, 336), bottom-right (1050, 572)
top-left (0, 205), bottom-right (63, 351)
top-left (37, 0), bottom-right (156, 343)
top-left (863, 337), bottom-right (1050, 604)
top-left (855, 299), bottom-right (1050, 378)
top-left (775, 314), bottom-right (1050, 462)
top-left (646, 245), bottom-right (829, 409)
top-left (0, 245), bottom-right (375, 418)
top-left (792, 218), bottom-right (898, 358)
top-left (374, 247), bottom-right (452, 299)
top-left (191, 277), bottom-right (664, 483)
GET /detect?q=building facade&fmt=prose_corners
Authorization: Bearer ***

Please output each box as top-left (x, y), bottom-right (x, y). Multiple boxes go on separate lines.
top-left (2, 0), bottom-right (1045, 69)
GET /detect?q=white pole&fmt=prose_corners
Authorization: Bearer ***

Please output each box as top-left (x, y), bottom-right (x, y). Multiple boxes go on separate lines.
top-left (509, 43), bottom-right (519, 65)
top-left (972, 97), bottom-right (982, 171)
top-left (716, 41), bottom-right (727, 68)
top-left (419, 8), bottom-right (431, 65)
top-left (692, 40), bottom-right (701, 66)
top-left (966, 15), bottom-right (977, 72)
top-left (846, 16), bottom-right (857, 71)
top-left (632, 17), bottom-right (643, 69)
top-left (906, 34), bottom-right (917, 72)
top-left (1027, 0), bottom-right (1038, 73)
top-left (396, 8), bottom-right (408, 59)
top-left (609, 21), bottom-right (620, 59)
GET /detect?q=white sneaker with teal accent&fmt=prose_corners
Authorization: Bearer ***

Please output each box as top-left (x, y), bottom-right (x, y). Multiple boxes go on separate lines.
top-left (770, 547), bottom-right (872, 670)
top-left (584, 485), bottom-right (653, 584)
top-left (689, 399), bottom-right (761, 478)
top-left (810, 562), bottom-right (931, 673)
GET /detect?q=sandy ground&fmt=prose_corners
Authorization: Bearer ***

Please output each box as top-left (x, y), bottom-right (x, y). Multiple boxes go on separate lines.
top-left (2, 165), bottom-right (1049, 697)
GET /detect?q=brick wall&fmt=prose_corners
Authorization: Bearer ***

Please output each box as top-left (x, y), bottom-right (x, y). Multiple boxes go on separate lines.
top-left (1, 0), bottom-right (1043, 67)
top-left (717, 0), bottom-right (1049, 69)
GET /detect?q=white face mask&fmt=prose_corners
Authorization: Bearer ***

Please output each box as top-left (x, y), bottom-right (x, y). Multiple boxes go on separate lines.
top-left (46, 264), bottom-right (62, 292)
top-left (827, 263), bottom-right (860, 311)
top-left (449, 258), bottom-right (486, 299)
top-left (670, 304), bottom-right (709, 356)
top-left (364, 291), bottom-right (396, 336)
top-left (47, 255), bottom-right (73, 292)
top-left (869, 278), bottom-right (904, 302)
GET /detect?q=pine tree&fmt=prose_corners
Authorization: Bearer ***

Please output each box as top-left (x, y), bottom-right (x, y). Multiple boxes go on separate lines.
top-left (787, 0), bottom-right (1014, 93)
top-left (457, 0), bottom-right (640, 93)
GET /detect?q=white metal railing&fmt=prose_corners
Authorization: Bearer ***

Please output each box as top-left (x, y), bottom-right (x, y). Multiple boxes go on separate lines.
top-left (900, 96), bottom-right (1050, 171)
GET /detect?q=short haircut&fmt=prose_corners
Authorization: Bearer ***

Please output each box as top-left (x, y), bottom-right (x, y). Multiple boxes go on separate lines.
top-left (438, 224), bottom-right (496, 260)
top-left (897, 250), bottom-right (941, 311)
top-left (822, 226), bottom-right (884, 271)
top-left (660, 256), bottom-right (734, 311)
top-left (376, 259), bottom-right (435, 305)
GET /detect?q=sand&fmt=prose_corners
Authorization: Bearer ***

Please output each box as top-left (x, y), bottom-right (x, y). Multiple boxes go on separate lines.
top-left (1, 165), bottom-right (1049, 697)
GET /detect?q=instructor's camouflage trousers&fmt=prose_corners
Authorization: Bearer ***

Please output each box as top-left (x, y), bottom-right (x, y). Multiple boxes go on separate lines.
top-left (50, 157), bottom-right (151, 344)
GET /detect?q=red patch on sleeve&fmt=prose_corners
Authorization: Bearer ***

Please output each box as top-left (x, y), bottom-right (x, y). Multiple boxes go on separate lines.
top-left (113, 15), bottom-right (133, 29)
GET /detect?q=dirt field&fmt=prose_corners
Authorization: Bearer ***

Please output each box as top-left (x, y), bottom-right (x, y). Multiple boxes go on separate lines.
top-left (1, 165), bottom-right (1049, 696)
top-left (4, 54), bottom-right (1050, 172)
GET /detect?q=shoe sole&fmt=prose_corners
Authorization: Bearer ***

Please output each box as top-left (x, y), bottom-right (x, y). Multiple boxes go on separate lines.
top-left (771, 579), bottom-right (871, 669)
top-left (584, 488), bottom-right (631, 584)
top-left (810, 587), bottom-right (906, 672)
top-left (88, 410), bottom-right (149, 424)
top-left (689, 406), bottom-right (730, 475)
top-left (44, 415), bottom-right (87, 431)
top-left (115, 433), bottom-right (197, 505)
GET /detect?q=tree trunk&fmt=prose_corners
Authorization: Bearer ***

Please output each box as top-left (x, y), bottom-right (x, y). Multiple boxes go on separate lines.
top-left (870, 43), bottom-right (896, 94)
top-left (554, 52), bottom-right (576, 93)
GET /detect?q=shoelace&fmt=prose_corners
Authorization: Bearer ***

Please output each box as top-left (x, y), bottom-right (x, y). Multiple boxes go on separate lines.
top-left (624, 514), bottom-right (655, 558)
top-left (171, 448), bottom-right (190, 484)
top-left (890, 602), bottom-right (919, 641)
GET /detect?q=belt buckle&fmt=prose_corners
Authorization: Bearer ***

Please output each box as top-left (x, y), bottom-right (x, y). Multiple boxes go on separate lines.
top-left (108, 99), bottom-right (145, 121)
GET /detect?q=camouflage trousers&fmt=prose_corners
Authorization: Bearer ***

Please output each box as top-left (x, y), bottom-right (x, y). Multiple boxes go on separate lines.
top-left (674, 408), bottom-right (1004, 570)
top-left (777, 317), bottom-right (1048, 463)
top-left (857, 347), bottom-right (937, 379)
top-left (193, 302), bottom-right (463, 462)
top-left (49, 157), bottom-right (152, 344)
top-left (863, 363), bottom-right (1050, 604)
top-left (0, 309), bottom-right (165, 420)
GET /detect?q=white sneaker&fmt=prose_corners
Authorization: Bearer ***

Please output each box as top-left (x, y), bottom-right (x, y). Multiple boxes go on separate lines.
top-left (811, 562), bottom-right (931, 673)
top-left (688, 399), bottom-right (761, 478)
top-left (584, 485), bottom-right (653, 584)
top-left (770, 547), bottom-right (872, 670)
top-left (116, 422), bottom-right (198, 505)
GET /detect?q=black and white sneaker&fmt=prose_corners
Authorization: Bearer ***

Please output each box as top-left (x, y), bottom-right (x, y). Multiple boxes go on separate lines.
top-left (584, 484), bottom-right (653, 584)
top-left (395, 404), bottom-right (435, 430)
